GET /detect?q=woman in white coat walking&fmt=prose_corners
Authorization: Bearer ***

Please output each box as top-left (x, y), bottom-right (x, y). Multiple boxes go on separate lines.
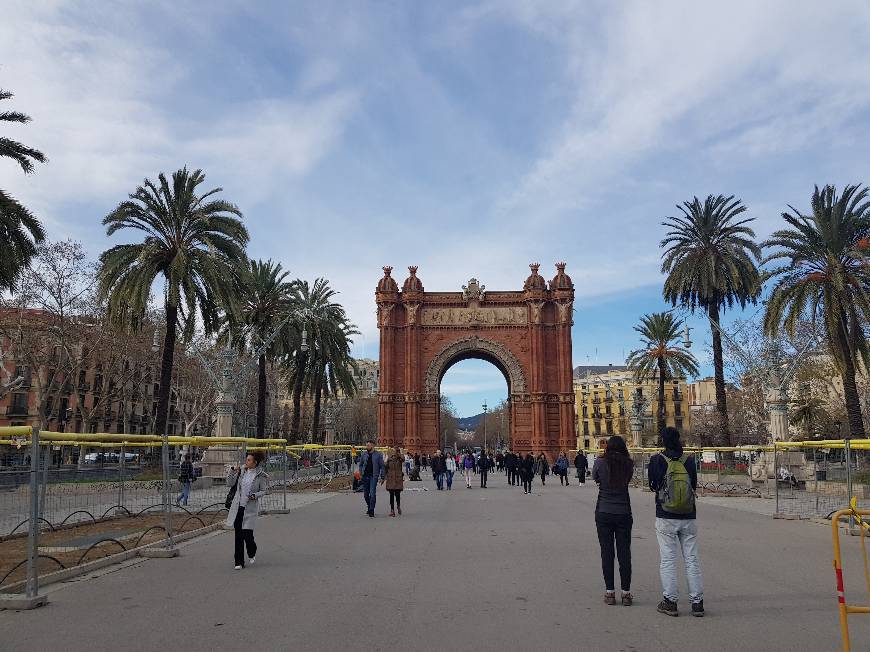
top-left (226, 451), bottom-right (269, 569)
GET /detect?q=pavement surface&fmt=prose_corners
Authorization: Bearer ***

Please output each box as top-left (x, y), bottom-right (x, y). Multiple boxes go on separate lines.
top-left (2, 471), bottom-right (868, 652)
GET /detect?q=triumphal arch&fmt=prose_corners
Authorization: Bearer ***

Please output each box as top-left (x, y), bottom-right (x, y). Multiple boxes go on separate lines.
top-left (375, 263), bottom-right (576, 456)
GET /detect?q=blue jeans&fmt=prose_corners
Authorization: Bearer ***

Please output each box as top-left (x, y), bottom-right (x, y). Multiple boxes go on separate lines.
top-left (435, 473), bottom-right (444, 490)
top-left (445, 470), bottom-right (454, 489)
top-left (176, 481), bottom-right (191, 505)
top-left (655, 518), bottom-right (703, 603)
top-left (363, 475), bottom-right (378, 514)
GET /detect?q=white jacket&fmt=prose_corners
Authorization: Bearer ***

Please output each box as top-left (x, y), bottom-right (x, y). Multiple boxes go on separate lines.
top-left (445, 457), bottom-right (457, 472)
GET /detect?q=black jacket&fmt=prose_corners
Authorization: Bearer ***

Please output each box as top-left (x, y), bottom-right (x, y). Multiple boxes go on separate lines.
top-left (648, 449), bottom-right (697, 520)
top-left (431, 456), bottom-right (444, 474)
top-left (179, 460), bottom-right (194, 482)
top-left (505, 453), bottom-right (517, 469)
top-left (520, 455), bottom-right (535, 475)
top-left (574, 453), bottom-right (588, 472)
top-left (479, 454), bottom-right (490, 472)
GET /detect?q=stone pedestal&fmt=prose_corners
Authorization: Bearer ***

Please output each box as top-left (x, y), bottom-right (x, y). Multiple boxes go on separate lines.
top-left (199, 445), bottom-right (240, 481)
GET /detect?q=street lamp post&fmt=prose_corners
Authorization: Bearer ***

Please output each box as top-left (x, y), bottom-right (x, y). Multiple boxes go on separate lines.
top-left (482, 401), bottom-right (488, 453)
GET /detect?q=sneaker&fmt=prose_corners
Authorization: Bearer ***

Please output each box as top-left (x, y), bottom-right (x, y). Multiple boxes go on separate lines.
top-left (248, 557), bottom-right (255, 565)
top-left (691, 601), bottom-right (705, 617)
top-left (234, 565), bottom-right (242, 570)
top-left (621, 592), bottom-right (633, 606)
top-left (604, 592), bottom-right (616, 606)
top-left (368, 512), bottom-right (374, 517)
top-left (657, 598), bottom-right (678, 617)
top-left (390, 510), bottom-right (396, 517)
top-left (397, 507), bottom-right (402, 515)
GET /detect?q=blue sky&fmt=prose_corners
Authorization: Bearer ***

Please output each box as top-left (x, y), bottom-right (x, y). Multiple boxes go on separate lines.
top-left (3, 2), bottom-right (870, 416)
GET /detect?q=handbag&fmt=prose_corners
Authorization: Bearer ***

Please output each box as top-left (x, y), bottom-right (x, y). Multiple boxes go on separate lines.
top-left (225, 468), bottom-right (241, 509)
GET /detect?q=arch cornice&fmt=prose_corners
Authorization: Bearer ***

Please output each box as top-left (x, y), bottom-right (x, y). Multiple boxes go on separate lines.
top-left (424, 335), bottom-right (527, 396)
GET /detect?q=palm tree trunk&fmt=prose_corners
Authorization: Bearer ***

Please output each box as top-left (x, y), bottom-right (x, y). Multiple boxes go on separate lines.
top-left (155, 304), bottom-right (177, 440)
top-left (291, 349), bottom-right (307, 443)
top-left (256, 353), bottom-right (266, 438)
top-left (708, 303), bottom-right (730, 445)
top-left (837, 316), bottom-right (866, 437)
top-left (311, 363), bottom-right (325, 443)
top-left (657, 357), bottom-right (667, 434)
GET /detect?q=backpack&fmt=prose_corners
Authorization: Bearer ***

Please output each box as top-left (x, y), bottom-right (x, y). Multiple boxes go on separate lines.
top-left (658, 454), bottom-right (695, 515)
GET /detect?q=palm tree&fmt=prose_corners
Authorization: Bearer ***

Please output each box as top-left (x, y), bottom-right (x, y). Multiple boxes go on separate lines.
top-left (789, 394), bottom-right (830, 439)
top-left (1, 89), bottom-right (47, 292)
top-left (220, 259), bottom-right (295, 437)
top-left (763, 184), bottom-right (870, 438)
top-left (98, 167), bottom-right (248, 438)
top-left (661, 195), bottom-right (762, 444)
top-left (306, 317), bottom-right (359, 442)
top-left (283, 278), bottom-right (355, 442)
top-left (626, 312), bottom-right (699, 434)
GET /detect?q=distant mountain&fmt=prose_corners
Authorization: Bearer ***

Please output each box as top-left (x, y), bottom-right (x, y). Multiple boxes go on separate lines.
top-left (457, 413), bottom-right (484, 430)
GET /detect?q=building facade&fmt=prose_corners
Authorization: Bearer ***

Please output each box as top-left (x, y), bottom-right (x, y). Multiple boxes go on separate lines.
top-left (574, 364), bottom-right (691, 449)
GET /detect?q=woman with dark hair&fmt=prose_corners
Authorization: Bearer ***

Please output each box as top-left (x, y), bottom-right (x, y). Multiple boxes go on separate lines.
top-left (592, 435), bottom-right (635, 606)
top-left (226, 451), bottom-right (269, 570)
top-left (383, 446), bottom-right (404, 516)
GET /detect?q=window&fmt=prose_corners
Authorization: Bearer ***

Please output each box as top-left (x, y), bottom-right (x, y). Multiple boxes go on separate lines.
top-left (606, 420), bottom-right (614, 435)
top-left (11, 393), bottom-right (28, 414)
top-left (674, 403), bottom-right (682, 416)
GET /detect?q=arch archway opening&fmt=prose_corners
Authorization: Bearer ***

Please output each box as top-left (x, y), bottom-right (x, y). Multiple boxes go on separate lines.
top-left (438, 356), bottom-right (510, 454)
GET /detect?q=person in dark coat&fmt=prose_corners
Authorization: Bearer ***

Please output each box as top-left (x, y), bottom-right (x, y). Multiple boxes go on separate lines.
top-left (431, 451), bottom-right (445, 490)
top-left (593, 436), bottom-right (634, 606)
top-left (479, 450), bottom-right (490, 488)
top-left (535, 453), bottom-right (550, 486)
top-left (575, 451), bottom-right (589, 486)
top-left (176, 453), bottom-right (194, 506)
top-left (520, 453), bottom-right (535, 494)
top-left (505, 450), bottom-right (517, 486)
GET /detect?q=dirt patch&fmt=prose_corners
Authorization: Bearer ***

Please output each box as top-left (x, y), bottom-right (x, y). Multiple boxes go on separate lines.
top-left (0, 510), bottom-right (225, 588)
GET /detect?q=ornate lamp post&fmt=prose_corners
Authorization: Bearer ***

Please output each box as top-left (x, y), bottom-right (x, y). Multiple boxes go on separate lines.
top-left (482, 401), bottom-right (488, 452)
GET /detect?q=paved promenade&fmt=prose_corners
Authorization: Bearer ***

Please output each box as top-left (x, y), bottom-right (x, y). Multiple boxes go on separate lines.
top-left (2, 472), bottom-right (868, 651)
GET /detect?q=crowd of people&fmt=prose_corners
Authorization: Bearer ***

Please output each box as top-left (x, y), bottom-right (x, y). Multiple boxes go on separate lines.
top-left (347, 426), bottom-right (704, 618)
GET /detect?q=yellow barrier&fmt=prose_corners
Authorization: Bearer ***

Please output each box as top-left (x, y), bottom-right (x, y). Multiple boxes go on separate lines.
top-left (831, 499), bottom-right (870, 651)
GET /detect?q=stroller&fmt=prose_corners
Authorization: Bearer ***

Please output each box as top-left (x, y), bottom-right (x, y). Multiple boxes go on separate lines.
top-left (409, 465), bottom-right (422, 481)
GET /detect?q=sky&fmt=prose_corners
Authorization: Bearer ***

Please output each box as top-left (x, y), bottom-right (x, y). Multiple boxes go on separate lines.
top-left (3, 1), bottom-right (870, 416)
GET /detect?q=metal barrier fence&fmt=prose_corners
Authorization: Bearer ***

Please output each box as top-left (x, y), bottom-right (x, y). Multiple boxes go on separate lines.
top-left (831, 500), bottom-right (870, 652)
top-left (0, 426), bottom-right (359, 608)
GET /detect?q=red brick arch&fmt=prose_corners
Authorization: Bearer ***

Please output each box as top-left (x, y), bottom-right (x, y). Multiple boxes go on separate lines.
top-left (376, 264), bottom-right (576, 457)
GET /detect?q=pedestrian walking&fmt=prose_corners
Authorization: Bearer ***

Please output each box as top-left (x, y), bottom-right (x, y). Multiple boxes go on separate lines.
top-left (463, 451), bottom-right (475, 488)
top-left (592, 436), bottom-right (634, 606)
top-left (383, 446), bottom-right (404, 517)
top-left (479, 449), bottom-right (490, 488)
top-left (358, 440), bottom-right (385, 517)
top-left (535, 453), bottom-right (550, 486)
top-left (431, 450), bottom-right (445, 490)
top-left (225, 451), bottom-right (269, 570)
top-left (575, 450), bottom-right (589, 486)
top-left (421, 453), bottom-right (429, 471)
top-left (520, 452), bottom-right (534, 494)
top-left (649, 427), bottom-right (704, 618)
top-left (496, 451), bottom-right (504, 472)
top-left (556, 452), bottom-right (570, 486)
top-left (404, 451), bottom-right (413, 477)
top-left (444, 451), bottom-right (456, 490)
top-left (506, 450), bottom-right (518, 486)
top-left (176, 453), bottom-right (194, 506)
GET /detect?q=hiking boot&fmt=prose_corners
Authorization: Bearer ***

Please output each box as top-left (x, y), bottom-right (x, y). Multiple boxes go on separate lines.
top-left (621, 592), bottom-right (633, 606)
top-left (657, 598), bottom-right (678, 617)
top-left (691, 601), bottom-right (705, 617)
top-left (604, 592), bottom-right (616, 605)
